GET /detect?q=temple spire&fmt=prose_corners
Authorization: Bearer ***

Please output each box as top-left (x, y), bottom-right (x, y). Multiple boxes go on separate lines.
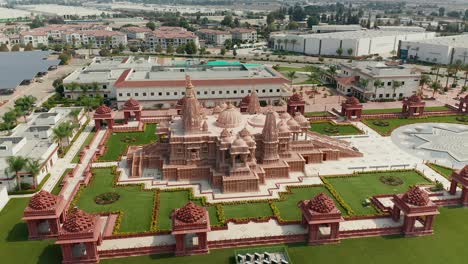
top-left (247, 88), bottom-right (261, 114)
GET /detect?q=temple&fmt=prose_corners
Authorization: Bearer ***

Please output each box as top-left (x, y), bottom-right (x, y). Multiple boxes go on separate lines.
top-left (402, 94), bottom-right (425, 117)
top-left (126, 76), bottom-right (362, 193)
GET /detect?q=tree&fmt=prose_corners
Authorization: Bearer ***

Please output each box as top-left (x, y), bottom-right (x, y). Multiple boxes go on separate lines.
top-left (307, 16), bottom-right (319, 28)
top-left (146, 21), bottom-right (156, 31)
top-left (155, 44), bottom-right (163, 53)
top-left (286, 71), bottom-right (296, 85)
top-left (198, 47), bottom-right (206, 55)
top-left (69, 108), bottom-right (82, 124)
top-left (0, 44), bottom-right (9, 52)
top-left (185, 41), bottom-right (198, 55)
top-left (6, 156), bottom-right (29, 191)
top-left (29, 18), bottom-right (44, 29)
top-left (24, 43), bottom-right (33, 51)
top-left (11, 44), bottom-right (20, 52)
top-left (347, 48), bottom-right (353, 57)
top-left (166, 44), bottom-right (174, 54)
top-left (26, 158), bottom-right (41, 189)
top-left (392, 81), bottom-right (402, 97)
top-left (439, 7), bottom-right (445, 17)
top-left (291, 3), bottom-right (306, 21)
top-left (234, 18), bottom-right (240, 28)
top-left (287, 21), bottom-right (299, 30)
top-left (233, 48), bottom-right (237, 57)
top-left (58, 52), bottom-right (71, 65)
top-left (221, 15), bottom-right (233, 27)
top-left (176, 44), bottom-right (186, 54)
top-left (220, 47), bottom-right (226, 56)
top-left (283, 39), bottom-right (289, 50)
top-left (336, 48), bottom-right (343, 57)
top-left (430, 81), bottom-right (442, 97)
top-left (52, 121), bottom-right (76, 154)
top-left (419, 74), bottom-right (431, 95)
top-left (99, 48), bottom-right (111, 57)
top-left (2, 110), bottom-right (18, 132)
top-left (373, 80), bottom-right (384, 98)
top-left (291, 39), bottom-right (297, 51)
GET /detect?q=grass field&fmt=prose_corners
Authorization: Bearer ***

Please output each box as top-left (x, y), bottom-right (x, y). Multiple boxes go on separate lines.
top-left (98, 124), bottom-right (157, 161)
top-left (71, 131), bottom-right (95, 163)
top-left (427, 163), bottom-right (454, 179)
top-left (223, 202), bottom-right (273, 220)
top-left (310, 121), bottom-right (363, 136)
top-left (75, 168), bottom-right (155, 233)
top-left (324, 170), bottom-right (432, 215)
top-left (363, 115), bottom-right (467, 136)
top-left (362, 106), bottom-right (450, 114)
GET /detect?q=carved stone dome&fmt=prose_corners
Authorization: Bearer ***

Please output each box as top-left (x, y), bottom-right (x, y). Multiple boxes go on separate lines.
top-left (95, 105), bottom-right (112, 115)
top-left (62, 209), bottom-right (96, 233)
top-left (232, 136), bottom-right (248, 148)
top-left (29, 190), bottom-right (58, 210)
top-left (345, 96), bottom-right (360, 105)
top-left (294, 113), bottom-right (308, 125)
top-left (175, 202), bottom-right (206, 223)
top-left (278, 120), bottom-right (290, 133)
top-left (123, 98), bottom-right (140, 108)
top-left (212, 105), bottom-right (223, 114)
top-left (309, 193), bottom-right (336, 213)
top-left (287, 118), bottom-right (300, 129)
top-left (408, 94), bottom-right (422, 103)
top-left (216, 103), bottom-right (243, 128)
top-left (280, 112), bottom-right (291, 120)
top-left (239, 127), bottom-right (251, 137)
top-left (220, 102), bottom-right (228, 109)
top-left (402, 187), bottom-right (430, 206)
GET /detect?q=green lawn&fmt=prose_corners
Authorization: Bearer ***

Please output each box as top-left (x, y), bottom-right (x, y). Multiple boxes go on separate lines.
top-left (362, 106), bottom-right (450, 115)
top-left (51, 169), bottom-right (72, 195)
top-left (273, 186), bottom-right (345, 220)
top-left (363, 115), bottom-right (467, 136)
top-left (71, 131), bottom-right (95, 163)
top-left (275, 66), bottom-right (308, 72)
top-left (427, 163), bottom-right (454, 179)
top-left (99, 124), bottom-right (157, 161)
top-left (324, 170), bottom-right (432, 215)
top-left (304, 111), bottom-right (332, 117)
top-left (223, 202), bottom-right (273, 220)
top-left (310, 121), bottom-right (363, 136)
top-left (75, 167), bottom-right (155, 233)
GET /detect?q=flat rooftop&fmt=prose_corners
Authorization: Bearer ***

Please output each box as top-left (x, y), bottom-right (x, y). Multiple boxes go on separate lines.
top-left (341, 61), bottom-right (420, 77)
top-left (0, 51), bottom-right (60, 90)
top-left (402, 34), bottom-right (468, 48)
top-left (274, 30), bottom-right (431, 40)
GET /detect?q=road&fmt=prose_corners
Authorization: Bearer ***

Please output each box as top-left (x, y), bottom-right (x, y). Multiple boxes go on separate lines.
top-left (0, 58), bottom-right (89, 117)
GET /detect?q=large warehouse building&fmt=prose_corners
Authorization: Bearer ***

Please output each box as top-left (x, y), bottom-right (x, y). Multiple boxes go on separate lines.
top-left (271, 30), bottom-right (435, 57)
top-left (399, 34), bottom-right (468, 65)
top-left (63, 57), bottom-right (290, 108)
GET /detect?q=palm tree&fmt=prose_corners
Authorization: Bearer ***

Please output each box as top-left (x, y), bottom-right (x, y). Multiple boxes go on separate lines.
top-left (286, 71), bottom-right (296, 85)
top-left (283, 39), bottom-right (289, 50)
top-left (80, 84), bottom-right (90, 95)
top-left (53, 121), bottom-right (76, 154)
top-left (26, 158), bottom-right (41, 189)
top-left (336, 48), bottom-right (343, 57)
top-left (67, 82), bottom-right (79, 98)
top-left (446, 66), bottom-right (456, 89)
top-left (392, 80), bottom-right (402, 98)
top-left (430, 81), bottom-right (442, 98)
top-left (373, 80), bottom-right (384, 98)
top-left (419, 74), bottom-right (431, 95)
top-left (276, 39), bottom-right (283, 50)
top-left (434, 63), bottom-right (441, 82)
top-left (291, 39), bottom-right (297, 51)
top-left (6, 156), bottom-right (29, 191)
top-left (327, 65), bottom-right (338, 87)
top-left (69, 108), bottom-right (82, 124)
top-left (91, 82), bottom-right (100, 96)
top-left (347, 48), bottom-right (353, 57)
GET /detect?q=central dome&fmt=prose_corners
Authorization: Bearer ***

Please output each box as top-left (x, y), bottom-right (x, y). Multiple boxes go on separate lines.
top-left (216, 103), bottom-right (243, 128)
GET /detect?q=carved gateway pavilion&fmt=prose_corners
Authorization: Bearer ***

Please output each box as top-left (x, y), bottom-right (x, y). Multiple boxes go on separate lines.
top-left (126, 77), bottom-right (362, 193)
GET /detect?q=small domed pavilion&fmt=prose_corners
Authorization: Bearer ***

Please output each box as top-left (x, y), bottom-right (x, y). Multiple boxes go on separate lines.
top-left (341, 96), bottom-right (363, 120)
top-left (391, 187), bottom-right (439, 236)
top-left (171, 202), bottom-right (210, 256)
top-left (299, 193), bottom-right (344, 245)
top-left (122, 98), bottom-right (142, 124)
top-left (459, 95), bottom-right (468, 113)
top-left (93, 105), bottom-right (115, 130)
top-left (449, 165), bottom-right (468, 205)
top-left (56, 208), bottom-right (103, 264)
top-left (23, 190), bottom-right (67, 239)
top-left (402, 94), bottom-right (425, 117)
top-left (287, 93), bottom-right (305, 116)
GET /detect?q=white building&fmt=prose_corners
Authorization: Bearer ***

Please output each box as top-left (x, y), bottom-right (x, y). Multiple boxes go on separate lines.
top-left (0, 186), bottom-right (9, 212)
top-left (0, 107), bottom-right (86, 191)
top-left (197, 29), bottom-right (232, 46)
top-left (399, 35), bottom-right (468, 65)
top-left (310, 24), bottom-right (362, 33)
top-left (20, 31), bottom-right (49, 47)
top-left (63, 57), bottom-right (290, 108)
top-left (145, 26), bottom-right (199, 50)
top-left (271, 30), bottom-right (436, 57)
top-left (120, 26), bottom-right (152, 40)
top-left (335, 61), bottom-right (422, 101)
top-left (230, 28), bottom-right (257, 42)
top-left (377, 26), bottom-right (425, 32)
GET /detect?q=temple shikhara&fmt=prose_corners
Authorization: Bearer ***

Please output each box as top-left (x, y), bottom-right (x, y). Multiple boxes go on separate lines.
top-left (126, 76), bottom-right (361, 193)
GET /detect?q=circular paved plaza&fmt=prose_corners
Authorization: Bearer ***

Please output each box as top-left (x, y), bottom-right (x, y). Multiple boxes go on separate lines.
top-left (391, 123), bottom-right (468, 169)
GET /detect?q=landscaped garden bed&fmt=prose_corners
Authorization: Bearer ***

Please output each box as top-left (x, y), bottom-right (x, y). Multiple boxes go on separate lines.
top-left (71, 130), bottom-right (96, 163)
top-left (98, 124), bottom-right (157, 161)
top-left (310, 121), bottom-right (363, 136)
top-left (362, 115), bottom-right (468, 136)
top-left (362, 106), bottom-right (450, 114)
top-left (323, 170), bottom-right (433, 216)
top-left (427, 163), bottom-right (454, 180)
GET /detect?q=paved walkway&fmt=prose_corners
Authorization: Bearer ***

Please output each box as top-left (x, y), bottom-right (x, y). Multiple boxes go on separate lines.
top-left (9, 121), bottom-right (95, 198)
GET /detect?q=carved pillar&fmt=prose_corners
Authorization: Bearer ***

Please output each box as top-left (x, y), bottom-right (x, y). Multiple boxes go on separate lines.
top-left (108, 119), bottom-right (114, 129)
top-left (449, 180), bottom-right (458, 195)
top-left (49, 219), bottom-right (59, 235)
top-left (85, 242), bottom-right (99, 261)
top-left (135, 111), bottom-right (141, 121)
top-left (94, 120), bottom-right (101, 130)
top-left (403, 216), bottom-right (415, 234)
top-left (61, 244), bottom-right (73, 263)
top-left (424, 215), bottom-right (435, 231)
top-left (197, 232), bottom-right (207, 250)
top-left (27, 220), bottom-right (39, 239)
top-left (308, 224), bottom-right (319, 243)
top-left (392, 206), bottom-right (401, 221)
top-left (175, 234), bottom-right (185, 254)
top-left (123, 112), bottom-right (130, 124)
top-left (461, 187), bottom-right (468, 205)
top-left (330, 223), bottom-right (340, 239)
